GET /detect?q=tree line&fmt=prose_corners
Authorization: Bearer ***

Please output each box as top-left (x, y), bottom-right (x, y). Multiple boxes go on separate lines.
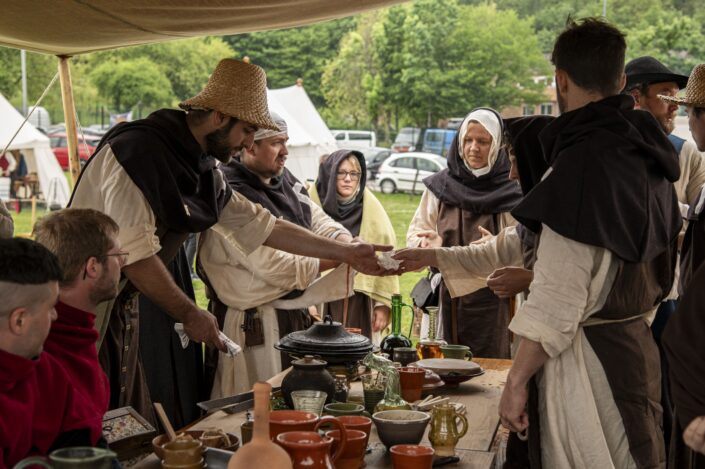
top-left (0, 0), bottom-right (701, 143)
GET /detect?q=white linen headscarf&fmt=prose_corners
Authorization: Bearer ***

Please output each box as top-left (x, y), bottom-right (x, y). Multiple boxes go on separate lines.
top-left (254, 111), bottom-right (288, 141)
top-left (457, 109), bottom-right (501, 177)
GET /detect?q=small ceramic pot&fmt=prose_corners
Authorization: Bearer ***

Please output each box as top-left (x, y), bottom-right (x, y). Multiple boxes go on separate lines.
top-left (326, 429), bottom-right (367, 469)
top-left (323, 402), bottom-right (370, 417)
top-left (440, 344), bottom-right (472, 361)
top-left (276, 429), bottom-right (347, 469)
top-left (372, 410), bottom-right (431, 449)
top-left (161, 439), bottom-right (204, 466)
top-left (393, 347), bottom-right (419, 367)
top-left (398, 367), bottom-right (426, 403)
top-left (390, 444), bottom-right (434, 469)
top-left (269, 410), bottom-right (345, 442)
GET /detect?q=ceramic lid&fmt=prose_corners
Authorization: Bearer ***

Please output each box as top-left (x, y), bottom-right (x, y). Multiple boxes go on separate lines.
top-left (414, 358), bottom-right (482, 377)
top-left (275, 315), bottom-right (373, 355)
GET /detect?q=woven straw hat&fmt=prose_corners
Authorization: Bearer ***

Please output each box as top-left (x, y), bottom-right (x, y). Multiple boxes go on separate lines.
top-left (659, 64), bottom-right (705, 108)
top-left (179, 59), bottom-right (279, 130)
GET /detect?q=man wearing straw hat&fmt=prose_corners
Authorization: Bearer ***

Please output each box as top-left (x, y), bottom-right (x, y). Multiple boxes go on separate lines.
top-left (69, 58), bottom-right (390, 427)
top-left (661, 64), bottom-right (705, 468)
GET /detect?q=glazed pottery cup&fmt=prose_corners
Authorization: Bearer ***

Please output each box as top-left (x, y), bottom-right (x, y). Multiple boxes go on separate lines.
top-left (269, 410), bottom-right (345, 441)
top-left (324, 402), bottom-right (369, 417)
top-left (241, 419), bottom-right (253, 444)
top-left (338, 415), bottom-right (373, 447)
top-left (399, 367), bottom-right (426, 403)
top-left (393, 347), bottom-right (419, 367)
top-left (276, 429), bottom-right (347, 469)
top-left (390, 444), bottom-right (435, 469)
top-left (440, 344), bottom-right (472, 361)
top-left (161, 439), bottom-right (203, 466)
top-left (291, 390), bottom-right (328, 416)
top-left (326, 429), bottom-right (367, 469)
top-left (361, 373), bottom-right (387, 415)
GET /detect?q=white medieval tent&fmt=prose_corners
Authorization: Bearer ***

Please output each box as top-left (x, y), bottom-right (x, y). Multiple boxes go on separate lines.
top-left (267, 84), bottom-right (337, 182)
top-left (0, 92), bottom-right (70, 208)
top-left (0, 0), bottom-right (403, 183)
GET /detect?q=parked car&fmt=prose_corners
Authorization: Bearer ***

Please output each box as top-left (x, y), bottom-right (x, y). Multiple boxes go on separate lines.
top-left (375, 152), bottom-right (447, 194)
top-left (360, 146), bottom-right (392, 180)
top-left (49, 132), bottom-right (101, 170)
top-left (391, 127), bottom-right (423, 153)
top-left (422, 129), bottom-right (455, 156)
top-left (331, 129), bottom-right (377, 149)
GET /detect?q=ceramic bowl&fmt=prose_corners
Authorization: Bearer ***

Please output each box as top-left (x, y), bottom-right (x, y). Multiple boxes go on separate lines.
top-left (390, 444), bottom-right (434, 469)
top-left (161, 458), bottom-right (206, 469)
top-left (152, 431), bottom-right (239, 460)
top-left (372, 410), bottom-right (431, 449)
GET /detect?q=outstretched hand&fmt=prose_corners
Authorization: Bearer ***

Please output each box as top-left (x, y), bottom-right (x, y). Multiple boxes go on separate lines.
top-left (346, 241), bottom-right (394, 276)
top-left (183, 308), bottom-right (226, 352)
top-left (487, 267), bottom-right (533, 298)
top-left (392, 248), bottom-right (437, 274)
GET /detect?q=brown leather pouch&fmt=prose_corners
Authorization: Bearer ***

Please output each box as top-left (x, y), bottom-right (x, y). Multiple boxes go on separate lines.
top-left (242, 309), bottom-right (265, 347)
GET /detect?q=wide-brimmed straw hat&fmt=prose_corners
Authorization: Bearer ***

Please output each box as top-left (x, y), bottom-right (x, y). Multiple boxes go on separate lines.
top-left (624, 56), bottom-right (689, 91)
top-left (179, 58), bottom-right (279, 130)
top-left (660, 64), bottom-right (705, 108)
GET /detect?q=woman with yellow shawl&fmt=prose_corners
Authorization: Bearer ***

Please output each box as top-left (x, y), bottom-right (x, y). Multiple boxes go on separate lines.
top-left (309, 150), bottom-right (399, 342)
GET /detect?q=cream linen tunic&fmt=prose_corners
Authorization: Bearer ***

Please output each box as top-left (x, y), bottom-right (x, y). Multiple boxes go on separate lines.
top-left (200, 199), bottom-right (349, 398)
top-left (508, 224), bottom-right (642, 469)
top-left (70, 145), bottom-right (276, 267)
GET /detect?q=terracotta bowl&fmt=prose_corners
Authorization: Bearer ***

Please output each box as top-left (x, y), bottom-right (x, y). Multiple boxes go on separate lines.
top-left (152, 430), bottom-right (239, 460)
top-left (372, 410), bottom-right (430, 449)
top-left (390, 444), bottom-right (434, 469)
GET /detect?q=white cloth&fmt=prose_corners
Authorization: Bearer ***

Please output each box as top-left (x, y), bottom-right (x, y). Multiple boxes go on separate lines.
top-left (509, 224), bottom-right (637, 469)
top-left (174, 323), bottom-right (241, 357)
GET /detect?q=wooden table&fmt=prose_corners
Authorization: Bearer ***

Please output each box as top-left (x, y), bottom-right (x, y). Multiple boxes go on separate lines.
top-left (133, 358), bottom-right (510, 468)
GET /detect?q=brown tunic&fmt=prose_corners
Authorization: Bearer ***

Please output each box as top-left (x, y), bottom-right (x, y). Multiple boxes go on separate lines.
top-left (437, 203), bottom-right (511, 358)
top-left (325, 292), bottom-right (374, 339)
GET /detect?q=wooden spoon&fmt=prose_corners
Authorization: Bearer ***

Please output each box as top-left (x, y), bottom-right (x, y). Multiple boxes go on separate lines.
top-left (154, 402), bottom-right (177, 442)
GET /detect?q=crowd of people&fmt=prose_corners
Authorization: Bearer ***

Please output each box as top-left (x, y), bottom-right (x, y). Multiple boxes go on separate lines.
top-left (2, 15), bottom-right (705, 469)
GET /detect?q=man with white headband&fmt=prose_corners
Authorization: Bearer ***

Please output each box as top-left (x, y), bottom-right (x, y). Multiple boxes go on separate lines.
top-left (199, 112), bottom-right (354, 397)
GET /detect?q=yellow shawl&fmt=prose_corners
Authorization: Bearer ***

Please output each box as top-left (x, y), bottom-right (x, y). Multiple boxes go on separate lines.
top-left (308, 185), bottom-right (400, 306)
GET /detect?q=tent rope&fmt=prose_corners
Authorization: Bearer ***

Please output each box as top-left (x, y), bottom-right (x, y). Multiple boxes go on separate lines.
top-left (1, 71), bottom-right (59, 157)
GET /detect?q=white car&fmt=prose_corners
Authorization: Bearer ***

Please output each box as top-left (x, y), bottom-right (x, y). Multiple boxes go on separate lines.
top-left (375, 152), bottom-right (447, 194)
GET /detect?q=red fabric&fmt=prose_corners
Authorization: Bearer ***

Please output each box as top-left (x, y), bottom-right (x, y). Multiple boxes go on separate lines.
top-left (44, 301), bottom-right (108, 445)
top-left (0, 349), bottom-right (94, 469)
top-left (0, 155), bottom-right (8, 172)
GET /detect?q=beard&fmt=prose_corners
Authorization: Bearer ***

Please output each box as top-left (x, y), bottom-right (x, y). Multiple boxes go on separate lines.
top-left (556, 85), bottom-right (566, 114)
top-left (206, 124), bottom-right (240, 163)
top-left (658, 113), bottom-right (676, 134)
top-left (89, 270), bottom-right (119, 304)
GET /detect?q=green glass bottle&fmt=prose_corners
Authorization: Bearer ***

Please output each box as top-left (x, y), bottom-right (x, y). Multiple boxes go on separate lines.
top-left (380, 294), bottom-right (412, 356)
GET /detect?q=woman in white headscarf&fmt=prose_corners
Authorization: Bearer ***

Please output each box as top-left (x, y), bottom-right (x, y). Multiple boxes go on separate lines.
top-left (406, 108), bottom-right (522, 357)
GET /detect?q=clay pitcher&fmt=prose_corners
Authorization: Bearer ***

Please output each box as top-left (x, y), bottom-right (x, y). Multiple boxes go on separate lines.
top-left (227, 382), bottom-right (293, 469)
top-left (428, 403), bottom-right (468, 457)
top-left (276, 429), bottom-right (347, 469)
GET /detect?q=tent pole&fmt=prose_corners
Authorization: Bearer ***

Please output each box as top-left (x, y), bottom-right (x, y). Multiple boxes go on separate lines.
top-left (57, 55), bottom-right (80, 186)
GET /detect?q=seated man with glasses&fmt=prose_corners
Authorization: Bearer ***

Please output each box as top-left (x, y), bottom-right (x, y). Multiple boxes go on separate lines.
top-left (33, 208), bottom-right (125, 442)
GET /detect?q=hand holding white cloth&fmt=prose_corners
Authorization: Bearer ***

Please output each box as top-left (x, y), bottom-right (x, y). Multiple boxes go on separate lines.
top-left (174, 323), bottom-right (242, 358)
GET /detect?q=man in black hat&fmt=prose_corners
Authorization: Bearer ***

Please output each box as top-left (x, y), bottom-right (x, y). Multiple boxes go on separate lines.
top-left (625, 57), bottom-right (705, 452)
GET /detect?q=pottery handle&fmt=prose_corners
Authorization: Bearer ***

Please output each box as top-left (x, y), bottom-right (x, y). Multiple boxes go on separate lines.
top-left (456, 413), bottom-right (468, 439)
top-left (316, 416), bottom-right (347, 462)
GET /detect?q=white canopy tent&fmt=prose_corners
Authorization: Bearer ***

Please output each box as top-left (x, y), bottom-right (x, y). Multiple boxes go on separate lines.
top-left (0, 93), bottom-right (70, 208)
top-left (267, 85), bottom-right (337, 182)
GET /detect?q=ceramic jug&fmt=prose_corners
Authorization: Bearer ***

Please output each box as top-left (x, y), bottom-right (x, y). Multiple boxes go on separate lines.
top-left (281, 355), bottom-right (336, 408)
top-left (12, 447), bottom-right (116, 469)
top-left (276, 429), bottom-right (347, 469)
top-left (428, 403), bottom-right (468, 457)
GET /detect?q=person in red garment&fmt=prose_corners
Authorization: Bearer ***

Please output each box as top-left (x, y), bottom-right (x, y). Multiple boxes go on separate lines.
top-left (33, 208), bottom-right (123, 440)
top-left (0, 238), bottom-right (98, 469)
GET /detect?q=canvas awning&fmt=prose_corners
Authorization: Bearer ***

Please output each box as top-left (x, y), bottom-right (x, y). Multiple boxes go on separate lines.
top-left (0, 0), bottom-right (403, 56)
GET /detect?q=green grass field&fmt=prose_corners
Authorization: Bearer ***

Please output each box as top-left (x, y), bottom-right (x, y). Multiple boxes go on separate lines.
top-left (11, 189), bottom-right (425, 333)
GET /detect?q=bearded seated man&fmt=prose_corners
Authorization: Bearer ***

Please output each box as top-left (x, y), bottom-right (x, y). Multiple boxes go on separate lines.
top-left (0, 238), bottom-right (103, 469)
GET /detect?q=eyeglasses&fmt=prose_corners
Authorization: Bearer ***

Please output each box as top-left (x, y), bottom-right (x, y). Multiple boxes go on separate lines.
top-left (336, 171), bottom-right (361, 181)
top-left (105, 251), bottom-right (130, 265)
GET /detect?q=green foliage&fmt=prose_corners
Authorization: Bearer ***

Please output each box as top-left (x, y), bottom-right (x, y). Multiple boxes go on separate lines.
top-left (224, 18), bottom-right (355, 107)
top-left (90, 57), bottom-right (172, 112)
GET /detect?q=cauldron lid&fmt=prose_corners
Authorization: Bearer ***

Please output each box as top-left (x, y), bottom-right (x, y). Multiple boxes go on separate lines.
top-left (276, 315), bottom-right (373, 353)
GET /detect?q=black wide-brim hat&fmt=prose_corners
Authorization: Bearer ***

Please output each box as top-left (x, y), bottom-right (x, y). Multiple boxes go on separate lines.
top-left (624, 56), bottom-right (689, 91)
